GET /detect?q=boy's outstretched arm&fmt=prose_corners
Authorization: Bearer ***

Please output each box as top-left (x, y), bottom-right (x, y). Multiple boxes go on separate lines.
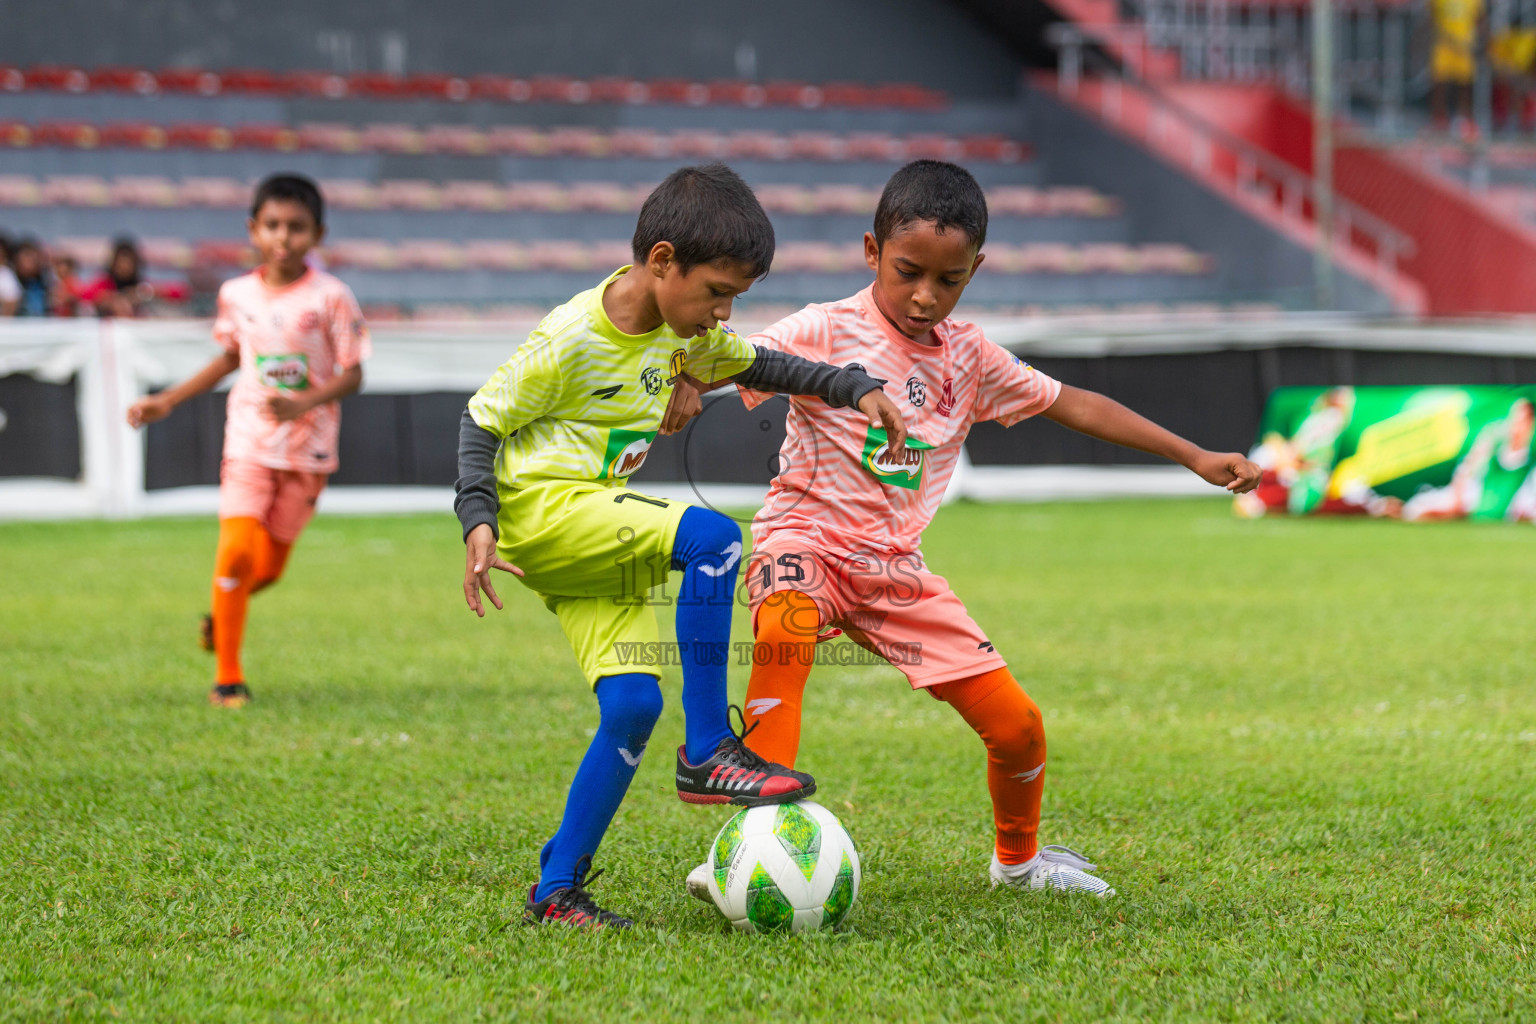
top-left (1042, 384), bottom-right (1262, 493)
top-left (126, 351), bottom-right (241, 427)
top-left (453, 409), bottom-right (523, 616)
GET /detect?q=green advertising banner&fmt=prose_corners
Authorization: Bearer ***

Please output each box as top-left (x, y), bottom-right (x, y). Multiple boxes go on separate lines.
top-left (1236, 386), bottom-right (1536, 522)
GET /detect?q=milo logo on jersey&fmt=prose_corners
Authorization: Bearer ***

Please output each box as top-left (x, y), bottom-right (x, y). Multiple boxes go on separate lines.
top-left (601, 428), bottom-right (659, 480)
top-left (255, 353), bottom-right (309, 390)
top-left (860, 427), bottom-right (935, 490)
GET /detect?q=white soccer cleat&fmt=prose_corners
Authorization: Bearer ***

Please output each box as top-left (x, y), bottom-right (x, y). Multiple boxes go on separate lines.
top-left (685, 861), bottom-right (713, 903)
top-left (990, 845), bottom-right (1116, 898)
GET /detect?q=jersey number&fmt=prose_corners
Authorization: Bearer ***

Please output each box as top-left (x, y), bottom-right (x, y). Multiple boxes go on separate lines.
top-left (757, 553), bottom-right (804, 589)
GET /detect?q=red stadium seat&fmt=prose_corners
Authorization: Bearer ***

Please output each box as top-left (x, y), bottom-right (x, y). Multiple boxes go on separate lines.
top-left (24, 66), bottom-right (89, 93)
top-left (469, 75), bottom-right (534, 102)
top-left (706, 80), bottom-right (761, 106)
top-left (219, 69), bottom-right (285, 95)
top-left (588, 77), bottom-right (646, 104)
top-left (410, 74), bottom-right (473, 102)
top-left (960, 135), bottom-right (1028, 163)
top-left (154, 68), bottom-right (223, 95)
top-left (165, 123), bottom-right (233, 149)
top-left (529, 76), bottom-right (585, 103)
top-left (0, 122), bottom-right (32, 147)
top-left (192, 239), bottom-right (257, 267)
top-left (230, 124), bottom-right (299, 151)
top-left (97, 123), bottom-right (168, 148)
top-left (871, 83), bottom-right (946, 109)
top-left (348, 73), bottom-right (413, 98)
top-left (32, 122), bottom-right (100, 148)
top-left (88, 67), bottom-right (158, 94)
top-left (0, 67), bottom-right (24, 92)
top-left (649, 78), bottom-right (709, 106)
top-left (764, 81), bottom-right (824, 108)
top-left (821, 82), bottom-right (875, 108)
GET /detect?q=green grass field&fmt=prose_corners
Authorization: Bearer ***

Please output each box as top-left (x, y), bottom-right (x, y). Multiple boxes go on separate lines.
top-left (2, 500), bottom-right (1534, 1022)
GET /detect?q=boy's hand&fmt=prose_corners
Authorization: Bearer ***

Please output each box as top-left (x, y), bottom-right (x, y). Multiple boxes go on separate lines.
top-left (463, 523), bottom-right (524, 617)
top-left (661, 374), bottom-right (705, 435)
top-left (858, 389), bottom-right (909, 458)
top-left (126, 395), bottom-right (172, 428)
top-left (266, 393), bottom-right (311, 422)
top-left (1194, 450), bottom-right (1262, 493)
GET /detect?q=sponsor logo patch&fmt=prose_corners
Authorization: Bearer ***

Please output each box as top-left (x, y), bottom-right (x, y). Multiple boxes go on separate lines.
top-left (601, 427), bottom-right (658, 480)
top-left (255, 353), bottom-right (309, 390)
top-left (860, 426), bottom-right (934, 490)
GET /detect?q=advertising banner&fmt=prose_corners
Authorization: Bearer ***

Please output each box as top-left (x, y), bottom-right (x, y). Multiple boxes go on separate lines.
top-left (1236, 385), bottom-right (1536, 522)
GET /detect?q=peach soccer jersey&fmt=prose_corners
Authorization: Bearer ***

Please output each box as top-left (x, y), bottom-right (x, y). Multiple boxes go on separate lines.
top-left (740, 286), bottom-right (1061, 556)
top-left (213, 268), bottom-right (370, 475)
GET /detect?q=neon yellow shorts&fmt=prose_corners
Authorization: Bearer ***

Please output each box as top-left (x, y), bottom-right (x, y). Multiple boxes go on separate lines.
top-left (499, 480), bottom-right (691, 685)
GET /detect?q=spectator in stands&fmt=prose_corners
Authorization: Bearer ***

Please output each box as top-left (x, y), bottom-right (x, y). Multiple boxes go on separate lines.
top-left (1491, 24), bottom-right (1536, 131)
top-left (0, 235), bottom-right (20, 316)
top-left (10, 239), bottom-right (52, 317)
top-left (51, 253), bottom-right (85, 317)
top-left (1430, 0), bottom-right (1485, 136)
top-left (83, 237), bottom-right (155, 317)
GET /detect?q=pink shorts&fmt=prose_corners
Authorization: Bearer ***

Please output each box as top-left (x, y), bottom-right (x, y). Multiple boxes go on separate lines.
top-left (218, 459), bottom-right (328, 544)
top-left (745, 533), bottom-right (1007, 689)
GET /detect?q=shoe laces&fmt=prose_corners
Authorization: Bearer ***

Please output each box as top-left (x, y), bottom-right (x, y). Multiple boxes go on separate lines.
top-left (721, 704), bottom-right (771, 772)
top-left (548, 856), bottom-right (608, 920)
top-left (1037, 845), bottom-right (1099, 873)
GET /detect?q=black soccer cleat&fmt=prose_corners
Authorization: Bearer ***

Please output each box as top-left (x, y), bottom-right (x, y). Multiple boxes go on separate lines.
top-left (523, 861), bottom-right (632, 929)
top-left (675, 705), bottom-right (816, 807)
top-left (208, 682), bottom-right (252, 708)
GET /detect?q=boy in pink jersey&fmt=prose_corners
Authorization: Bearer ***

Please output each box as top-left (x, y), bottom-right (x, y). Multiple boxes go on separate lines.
top-left (674, 161), bottom-right (1260, 898)
top-left (128, 174), bottom-right (369, 707)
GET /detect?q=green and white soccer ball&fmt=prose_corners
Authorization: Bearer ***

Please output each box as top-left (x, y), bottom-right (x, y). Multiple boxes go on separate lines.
top-left (706, 800), bottom-right (860, 933)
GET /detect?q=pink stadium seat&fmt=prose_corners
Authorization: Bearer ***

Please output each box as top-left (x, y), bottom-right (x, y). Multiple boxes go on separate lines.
top-left (0, 66), bottom-right (22, 91)
top-left (422, 125), bottom-right (489, 155)
top-left (988, 187), bottom-right (1042, 216)
top-left (397, 240), bottom-right (463, 270)
top-left (463, 240), bottom-right (528, 271)
top-left (1079, 244), bottom-right (1140, 273)
top-left (1138, 245), bottom-right (1209, 273)
top-left (772, 242), bottom-right (835, 273)
top-left (110, 176), bottom-right (180, 206)
top-left (360, 123), bottom-right (424, 153)
top-left (0, 176), bottom-right (40, 205)
top-left (55, 236), bottom-right (110, 265)
top-left (140, 237), bottom-right (193, 269)
top-left (810, 185), bottom-right (876, 214)
top-left (378, 180), bottom-right (443, 210)
top-left (322, 180), bottom-right (381, 210)
top-left (486, 126), bottom-right (549, 155)
top-left (667, 129), bottom-right (726, 159)
top-left (725, 131), bottom-right (785, 160)
top-left (527, 241), bottom-right (596, 272)
top-left (844, 132), bottom-right (901, 161)
top-left (41, 176), bottom-right (110, 205)
top-left (325, 240), bottom-right (397, 270)
top-left (297, 123), bottom-right (362, 152)
top-left (755, 185), bottom-right (814, 215)
top-left (568, 182), bottom-right (636, 212)
top-left (192, 240), bottom-right (256, 267)
top-left (609, 128), bottom-right (665, 158)
top-left (589, 241), bottom-right (634, 266)
top-left (787, 132), bottom-right (841, 160)
top-left (442, 181), bottom-right (507, 211)
top-left (179, 177), bottom-right (247, 207)
top-left (504, 182), bottom-right (569, 211)
top-left (547, 127), bottom-right (609, 157)
top-left (903, 134), bottom-right (962, 161)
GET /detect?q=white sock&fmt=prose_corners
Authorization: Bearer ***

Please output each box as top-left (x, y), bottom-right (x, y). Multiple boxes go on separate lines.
top-left (991, 851), bottom-right (1041, 879)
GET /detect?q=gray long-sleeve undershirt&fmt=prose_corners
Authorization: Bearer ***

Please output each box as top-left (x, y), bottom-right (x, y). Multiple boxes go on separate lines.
top-left (453, 344), bottom-right (887, 540)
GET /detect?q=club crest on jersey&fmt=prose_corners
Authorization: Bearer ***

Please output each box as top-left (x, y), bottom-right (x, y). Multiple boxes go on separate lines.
top-left (255, 353), bottom-right (309, 390)
top-left (298, 310), bottom-right (320, 331)
top-left (936, 377), bottom-right (956, 417)
top-left (668, 347), bottom-right (687, 382)
top-left (860, 426), bottom-right (935, 490)
top-left (906, 377), bottom-right (927, 407)
top-left (640, 365), bottom-right (663, 396)
top-left (601, 428), bottom-right (658, 480)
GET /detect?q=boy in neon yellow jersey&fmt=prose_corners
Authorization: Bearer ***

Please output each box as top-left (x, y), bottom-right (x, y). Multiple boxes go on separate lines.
top-left (454, 163), bottom-right (909, 928)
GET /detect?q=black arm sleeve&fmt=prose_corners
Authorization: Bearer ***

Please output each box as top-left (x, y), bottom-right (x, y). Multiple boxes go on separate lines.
top-left (731, 345), bottom-right (886, 408)
top-left (453, 408), bottom-right (502, 541)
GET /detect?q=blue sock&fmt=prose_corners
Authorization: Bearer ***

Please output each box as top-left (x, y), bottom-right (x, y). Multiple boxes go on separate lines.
top-left (671, 506), bottom-right (742, 764)
top-left (534, 673), bottom-right (663, 901)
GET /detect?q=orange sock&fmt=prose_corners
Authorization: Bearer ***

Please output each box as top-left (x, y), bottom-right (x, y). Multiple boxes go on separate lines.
top-left (741, 591), bottom-right (821, 767)
top-left (210, 517), bottom-right (288, 685)
top-left (932, 667), bottom-right (1046, 865)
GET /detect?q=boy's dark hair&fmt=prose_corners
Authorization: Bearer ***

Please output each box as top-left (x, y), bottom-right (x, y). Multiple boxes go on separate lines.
top-left (873, 160), bottom-right (988, 251)
top-left (632, 163), bottom-right (775, 278)
top-left (251, 173), bottom-right (325, 228)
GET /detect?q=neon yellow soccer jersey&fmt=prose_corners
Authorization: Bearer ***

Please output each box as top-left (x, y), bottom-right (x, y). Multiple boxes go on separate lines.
top-left (468, 265), bottom-right (755, 517)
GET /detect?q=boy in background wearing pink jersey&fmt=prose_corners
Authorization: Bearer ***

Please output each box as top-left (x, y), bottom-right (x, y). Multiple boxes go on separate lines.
top-left (128, 175), bottom-right (369, 707)
top-left (674, 161), bottom-right (1260, 897)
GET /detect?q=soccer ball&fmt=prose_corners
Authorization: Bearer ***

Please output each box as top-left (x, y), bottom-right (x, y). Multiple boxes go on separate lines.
top-left (705, 800), bottom-right (860, 933)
